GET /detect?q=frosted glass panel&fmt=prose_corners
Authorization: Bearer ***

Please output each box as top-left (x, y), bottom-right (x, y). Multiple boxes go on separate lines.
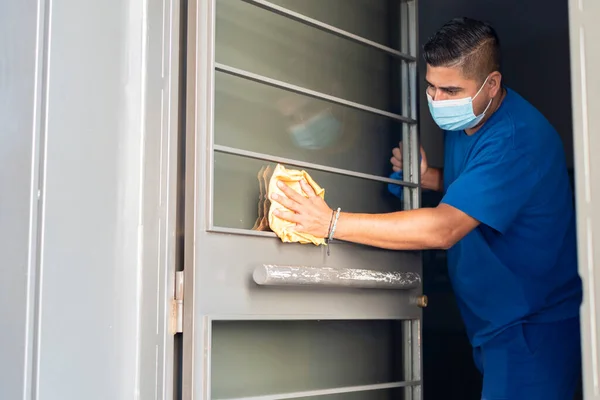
top-left (212, 152), bottom-right (403, 230)
top-left (215, 0), bottom-right (404, 112)
top-left (266, 0), bottom-right (400, 49)
top-left (214, 72), bottom-right (403, 178)
top-left (210, 320), bottom-right (403, 399)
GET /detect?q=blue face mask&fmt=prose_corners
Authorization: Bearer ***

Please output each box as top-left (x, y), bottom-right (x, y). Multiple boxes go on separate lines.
top-left (289, 111), bottom-right (342, 150)
top-left (427, 77), bottom-right (492, 131)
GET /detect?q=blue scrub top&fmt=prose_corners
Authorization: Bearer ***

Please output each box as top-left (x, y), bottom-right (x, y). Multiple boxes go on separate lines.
top-left (439, 88), bottom-right (582, 346)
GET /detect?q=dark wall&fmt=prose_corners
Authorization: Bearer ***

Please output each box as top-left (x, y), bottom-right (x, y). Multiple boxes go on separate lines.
top-left (419, 0), bottom-right (573, 169)
top-left (418, 1), bottom-right (574, 399)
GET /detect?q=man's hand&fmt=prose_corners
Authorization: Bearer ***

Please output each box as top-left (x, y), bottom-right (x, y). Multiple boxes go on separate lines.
top-left (390, 142), bottom-right (429, 177)
top-left (270, 180), bottom-right (333, 238)
top-left (391, 142), bottom-right (444, 192)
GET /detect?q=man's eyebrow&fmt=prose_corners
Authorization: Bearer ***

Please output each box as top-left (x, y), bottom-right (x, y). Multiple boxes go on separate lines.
top-left (424, 79), bottom-right (463, 91)
top-left (426, 82), bottom-right (463, 91)
top-left (440, 86), bottom-right (463, 91)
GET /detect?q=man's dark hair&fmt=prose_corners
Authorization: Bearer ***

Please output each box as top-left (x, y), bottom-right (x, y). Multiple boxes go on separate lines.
top-left (423, 17), bottom-right (501, 82)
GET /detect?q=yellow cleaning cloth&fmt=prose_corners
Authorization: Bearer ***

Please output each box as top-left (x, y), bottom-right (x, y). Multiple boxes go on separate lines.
top-left (268, 164), bottom-right (326, 245)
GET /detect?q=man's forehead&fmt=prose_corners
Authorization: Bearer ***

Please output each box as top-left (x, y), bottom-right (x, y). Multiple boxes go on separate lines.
top-left (425, 64), bottom-right (475, 88)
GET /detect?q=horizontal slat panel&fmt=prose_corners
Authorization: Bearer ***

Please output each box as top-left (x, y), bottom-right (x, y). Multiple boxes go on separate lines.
top-left (213, 144), bottom-right (418, 187)
top-left (211, 152), bottom-right (406, 231)
top-left (217, 0), bottom-right (408, 113)
top-left (210, 320), bottom-right (409, 399)
top-left (216, 63), bottom-right (416, 124)
top-left (240, 0), bottom-right (416, 61)
top-left (214, 71), bottom-right (410, 179)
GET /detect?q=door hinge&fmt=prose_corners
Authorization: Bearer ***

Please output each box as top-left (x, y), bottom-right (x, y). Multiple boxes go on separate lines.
top-left (172, 270), bottom-right (184, 334)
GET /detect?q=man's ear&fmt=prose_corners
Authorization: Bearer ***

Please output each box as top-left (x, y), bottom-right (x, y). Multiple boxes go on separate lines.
top-left (487, 71), bottom-right (502, 97)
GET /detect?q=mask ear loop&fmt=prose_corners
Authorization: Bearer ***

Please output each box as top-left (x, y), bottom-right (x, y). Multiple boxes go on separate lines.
top-left (472, 75), bottom-right (493, 117)
top-left (479, 97), bottom-right (493, 116)
top-left (472, 75), bottom-right (491, 101)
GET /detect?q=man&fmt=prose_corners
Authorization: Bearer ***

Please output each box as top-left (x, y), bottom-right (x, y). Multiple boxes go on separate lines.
top-left (270, 17), bottom-right (582, 399)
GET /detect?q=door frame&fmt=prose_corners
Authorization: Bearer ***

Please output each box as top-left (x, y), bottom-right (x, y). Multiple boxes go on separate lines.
top-left (569, 1), bottom-right (600, 399)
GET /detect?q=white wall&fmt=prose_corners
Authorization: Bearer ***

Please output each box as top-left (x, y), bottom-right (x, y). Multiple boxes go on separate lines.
top-left (0, 1), bottom-right (40, 398)
top-left (0, 1), bottom-right (179, 399)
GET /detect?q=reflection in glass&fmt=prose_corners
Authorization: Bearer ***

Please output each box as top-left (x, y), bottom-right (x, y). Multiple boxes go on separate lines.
top-left (211, 320), bottom-right (403, 399)
top-left (215, 0), bottom-right (405, 112)
top-left (212, 153), bottom-right (403, 230)
top-left (214, 72), bottom-right (404, 178)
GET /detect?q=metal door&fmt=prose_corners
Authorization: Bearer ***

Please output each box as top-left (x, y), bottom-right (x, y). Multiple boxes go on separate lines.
top-left (182, 1), bottom-right (423, 399)
top-left (569, 1), bottom-right (600, 399)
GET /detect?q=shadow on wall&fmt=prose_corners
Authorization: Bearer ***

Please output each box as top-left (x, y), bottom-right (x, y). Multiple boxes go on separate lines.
top-left (418, 1), bottom-right (574, 399)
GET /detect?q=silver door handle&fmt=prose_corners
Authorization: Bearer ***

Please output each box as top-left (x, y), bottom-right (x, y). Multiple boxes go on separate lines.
top-left (253, 264), bottom-right (421, 290)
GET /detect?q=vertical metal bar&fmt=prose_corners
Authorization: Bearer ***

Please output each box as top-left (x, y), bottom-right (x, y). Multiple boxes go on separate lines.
top-left (207, 0), bottom-right (217, 230)
top-left (400, 0), bottom-right (421, 212)
top-left (182, 0), bottom-right (216, 398)
top-left (412, 319), bottom-right (423, 399)
top-left (400, 0), bottom-right (412, 211)
top-left (205, 316), bottom-right (213, 400)
top-left (160, 2), bottom-right (182, 399)
top-left (409, 3), bottom-right (423, 398)
top-left (401, 2), bottom-right (422, 399)
top-left (408, 0), bottom-right (421, 210)
top-left (182, 0), bottom-right (198, 396)
top-left (402, 319), bottom-right (414, 399)
top-left (399, 5), bottom-right (415, 398)
top-left (402, 319), bottom-right (423, 400)
top-left (173, 0), bottom-right (188, 396)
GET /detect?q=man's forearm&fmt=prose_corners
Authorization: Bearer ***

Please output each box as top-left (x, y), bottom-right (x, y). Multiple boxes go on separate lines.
top-left (333, 208), bottom-right (454, 250)
top-left (422, 167), bottom-right (444, 192)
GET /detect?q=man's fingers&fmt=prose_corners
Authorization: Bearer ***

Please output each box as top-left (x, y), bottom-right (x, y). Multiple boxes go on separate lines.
top-left (299, 179), bottom-right (316, 198)
top-left (272, 209), bottom-right (301, 224)
top-left (276, 180), bottom-right (306, 204)
top-left (390, 156), bottom-right (402, 168)
top-left (392, 147), bottom-right (402, 161)
top-left (392, 166), bottom-right (401, 172)
top-left (271, 192), bottom-right (301, 212)
top-left (419, 145), bottom-right (428, 163)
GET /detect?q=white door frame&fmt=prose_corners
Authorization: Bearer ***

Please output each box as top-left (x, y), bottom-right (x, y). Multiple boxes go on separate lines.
top-left (569, 0), bottom-right (600, 398)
